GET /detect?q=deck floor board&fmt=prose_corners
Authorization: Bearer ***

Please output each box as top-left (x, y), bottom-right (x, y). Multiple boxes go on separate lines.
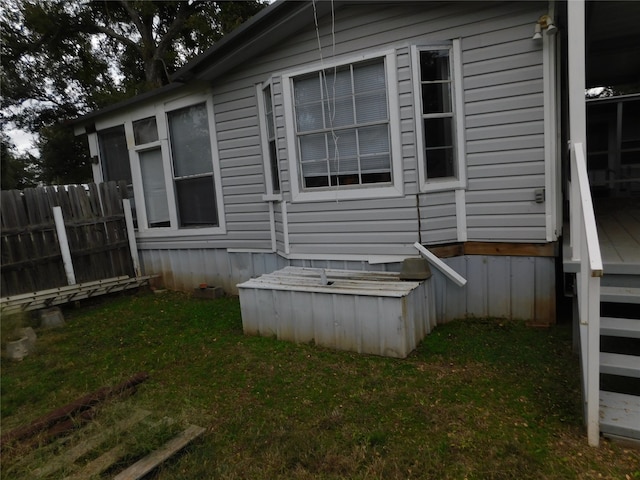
top-left (594, 198), bottom-right (640, 265)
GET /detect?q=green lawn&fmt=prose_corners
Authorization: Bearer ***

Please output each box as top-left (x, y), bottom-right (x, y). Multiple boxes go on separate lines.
top-left (1, 290), bottom-right (639, 479)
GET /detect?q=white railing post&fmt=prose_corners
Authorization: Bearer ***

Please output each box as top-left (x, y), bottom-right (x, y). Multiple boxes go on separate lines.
top-left (123, 199), bottom-right (141, 278)
top-left (571, 141), bottom-right (604, 448)
top-left (53, 206), bottom-right (76, 286)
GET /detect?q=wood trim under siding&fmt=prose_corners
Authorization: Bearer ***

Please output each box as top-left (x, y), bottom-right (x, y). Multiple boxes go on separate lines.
top-left (429, 241), bottom-right (558, 258)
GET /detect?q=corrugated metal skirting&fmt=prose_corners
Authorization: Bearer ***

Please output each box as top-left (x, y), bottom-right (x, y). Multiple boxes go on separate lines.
top-left (238, 267), bottom-right (436, 358)
top-left (139, 249), bottom-right (556, 324)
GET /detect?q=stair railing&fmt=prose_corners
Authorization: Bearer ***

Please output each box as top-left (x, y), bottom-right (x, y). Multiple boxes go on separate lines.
top-left (570, 141), bottom-right (604, 447)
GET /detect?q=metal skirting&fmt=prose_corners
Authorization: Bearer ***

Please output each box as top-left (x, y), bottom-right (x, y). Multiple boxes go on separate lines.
top-left (238, 267), bottom-right (435, 358)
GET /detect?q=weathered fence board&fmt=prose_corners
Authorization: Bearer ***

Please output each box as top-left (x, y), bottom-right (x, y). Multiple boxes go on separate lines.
top-left (1, 182), bottom-right (134, 297)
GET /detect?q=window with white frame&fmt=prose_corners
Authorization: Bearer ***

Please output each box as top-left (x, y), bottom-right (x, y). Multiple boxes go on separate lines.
top-left (260, 84), bottom-right (281, 194)
top-left (292, 58), bottom-right (392, 189)
top-left (412, 41), bottom-right (466, 191)
top-left (94, 98), bottom-right (224, 235)
top-left (97, 124), bottom-right (136, 221)
top-left (167, 103), bottom-right (219, 227)
top-left (133, 116), bottom-right (170, 228)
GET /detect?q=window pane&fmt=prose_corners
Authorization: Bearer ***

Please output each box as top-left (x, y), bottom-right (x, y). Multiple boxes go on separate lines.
top-left (362, 154), bottom-right (391, 172)
top-left (355, 92), bottom-right (388, 123)
top-left (175, 176), bottom-right (217, 227)
top-left (329, 156), bottom-right (359, 175)
top-left (329, 129), bottom-right (357, 160)
top-left (296, 103), bottom-right (324, 132)
top-left (98, 125), bottom-right (132, 183)
top-left (168, 103), bottom-right (213, 177)
top-left (139, 148), bottom-right (169, 227)
top-left (300, 134), bottom-right (327, 161)
top-left (353, 60), bottom-right (386, 92)
top-left (294, 75), bottom-right (322, 104)
top-left (420, 50), bottom-right (450, 81)
top-left (269, 140), bottom-right (280, 193)
top-left (133, 117), bottom-right (159, 145)
top-left (302, 160), bottom-right (328, 178)
top-left (304, 174), bottom-right (329, 188)
top-left (424, 117), bottom-right (454, 149)
top-left (264, 85), bottom-right (275, 138)
top-left (325, 96), bottom-right (354, 128)
top-left (425, 147), bottom-right (455, 178)
top-left (264, 85), bottom-right (273, 115)
top-left (324, 67), bottom-right (352, 98)
top-left (358, 124), bottom-right (389, 156)
top-left (422, 83), bottom-right (452, 114)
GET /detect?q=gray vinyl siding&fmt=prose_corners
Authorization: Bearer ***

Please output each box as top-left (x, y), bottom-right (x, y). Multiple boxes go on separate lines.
top-left (462, 17), bottom-right (547, 241)
top-left (127, 1), bottom-right (549, 254)
top-left (419, 191), bottom-right (458, 244)
top-left (251, 1), bottom-right (546, 254)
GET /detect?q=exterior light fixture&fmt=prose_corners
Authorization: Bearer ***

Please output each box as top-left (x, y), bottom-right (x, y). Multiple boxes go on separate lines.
top-left (533, 23), bottom-right (542, 40)
top-left (533, 14), bottom-right (557, 40)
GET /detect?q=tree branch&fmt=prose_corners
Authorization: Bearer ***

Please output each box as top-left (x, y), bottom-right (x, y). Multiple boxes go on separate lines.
top-left (92, 23), bottom-right (141, 55)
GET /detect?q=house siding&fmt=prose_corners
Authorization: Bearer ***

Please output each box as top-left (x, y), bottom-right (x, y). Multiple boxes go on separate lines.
top-left (117, 1), bottom-right (549, 255)
top-left (89, 1), bottom-right (557, 322)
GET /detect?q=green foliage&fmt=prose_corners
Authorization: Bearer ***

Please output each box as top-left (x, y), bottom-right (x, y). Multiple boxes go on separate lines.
top-left (0, 0), bottom-right (268, 185)
top-left (1, 291), bottom-right (639, 479)
top-left (0, 134), bottom-right (39, 190)
top-left (36, 124), bottom-right (92, 185)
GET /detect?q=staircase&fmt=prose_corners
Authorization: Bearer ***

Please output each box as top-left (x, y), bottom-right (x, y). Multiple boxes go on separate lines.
top-left (598, 280), bottom-right (640, 442)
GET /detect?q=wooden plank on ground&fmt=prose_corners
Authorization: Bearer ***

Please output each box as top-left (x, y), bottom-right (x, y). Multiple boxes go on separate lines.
top-left (112, 424), bottom-right (205, 480)
top-left (64, 443), bottom-right (127, 480)
top-left (32, 409), bottom-right (151, 478)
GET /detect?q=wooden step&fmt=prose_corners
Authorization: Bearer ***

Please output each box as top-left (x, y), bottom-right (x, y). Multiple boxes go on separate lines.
top-left (601, 317), bottom-right (640, 338)
top-left (600, 391), bottom-right (640, 440)
top-left (600, 352), bottom-right (640, 378)
top-left (601, 286), bottom-right (640, 304)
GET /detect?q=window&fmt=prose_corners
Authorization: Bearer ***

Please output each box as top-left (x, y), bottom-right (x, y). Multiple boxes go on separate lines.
top-left (293, 58), bottom-right (391, 189)
top-left (98, 125), bottom-right (132, 185)
top-left (261, 84), bottom-right (281, 194)
top-left (133, 117), bottom-right (159, 145)
top-left (92, 97), bottom-right (224, 236)
top-left (132, 117), bottom-right (168, 228)
top-left (167, 103), bottom-right (218, 227)
top-left (97, 125), bottom-right (136, 220)
top-left (412, 41), bottom-right (466, 191)
top-left (139, 148), bottom-right (170, 228)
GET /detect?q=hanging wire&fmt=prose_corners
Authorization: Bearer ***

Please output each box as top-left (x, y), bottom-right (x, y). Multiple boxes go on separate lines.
top-left (312, 0), bottom-right (341, 199)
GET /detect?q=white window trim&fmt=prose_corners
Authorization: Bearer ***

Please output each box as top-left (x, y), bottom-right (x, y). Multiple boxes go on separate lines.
top-left (91, 93), bottom-right (226, 237)
top-left (411, 39), bottom-right (467, 193)
top-left (162, 96), bottom-right (226, 236)
top-left (282, 49), bottom-right (403, 203)
top-left (256, 81), bottom-right (283, 201)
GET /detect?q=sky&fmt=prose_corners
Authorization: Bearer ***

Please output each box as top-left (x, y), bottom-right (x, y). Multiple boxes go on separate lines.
top-left (7, 127), bottom-right (38, 156)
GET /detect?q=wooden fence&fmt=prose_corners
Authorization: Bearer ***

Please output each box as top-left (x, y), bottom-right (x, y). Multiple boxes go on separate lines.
top-left (1, 182), bottom-right (135, 297)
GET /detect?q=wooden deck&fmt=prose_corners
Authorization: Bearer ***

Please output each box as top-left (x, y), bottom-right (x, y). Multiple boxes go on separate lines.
top-left (564, 197), bottom-right (640, 274)
top-left (594, 198), bottom-right (640, 270)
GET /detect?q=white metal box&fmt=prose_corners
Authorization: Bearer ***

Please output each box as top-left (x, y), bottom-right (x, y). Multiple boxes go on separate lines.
top-left (238, 267), bottom-right (435, 358)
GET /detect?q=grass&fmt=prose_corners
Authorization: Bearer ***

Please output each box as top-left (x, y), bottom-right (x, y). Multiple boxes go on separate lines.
top-left (1, 289), bottom-right (639, 479)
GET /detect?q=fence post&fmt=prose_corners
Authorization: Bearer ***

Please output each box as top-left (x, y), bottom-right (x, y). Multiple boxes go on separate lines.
top-left (122, 199), bottom-right (141, 278)
top-left (53, 206), bottom-right (76, 286)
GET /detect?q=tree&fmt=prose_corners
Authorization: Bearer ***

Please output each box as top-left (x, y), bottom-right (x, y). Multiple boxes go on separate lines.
top-left (1, 0), bottom-right (267, 184)
top-left (1, 134), bottom-right (39, 190)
